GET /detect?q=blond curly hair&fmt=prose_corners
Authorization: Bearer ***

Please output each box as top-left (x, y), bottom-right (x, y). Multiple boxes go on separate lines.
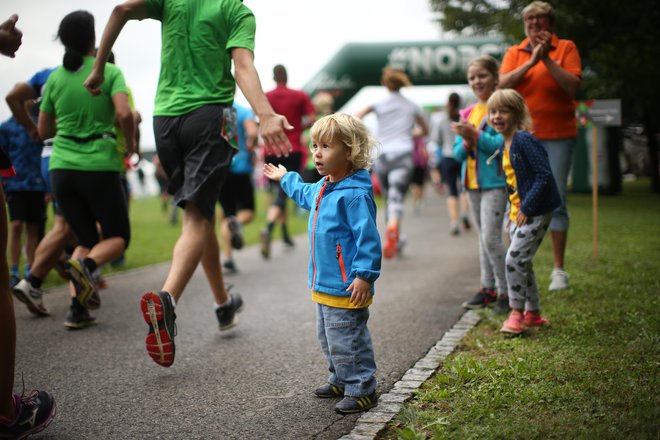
top-left (310, 113), bottom-right (377, 170)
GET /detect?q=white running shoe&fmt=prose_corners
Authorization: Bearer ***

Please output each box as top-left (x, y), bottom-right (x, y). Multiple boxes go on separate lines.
top-left (549, 268), bottom-right (569, 291)
top-left (12, 279), bottom-right (49, 316)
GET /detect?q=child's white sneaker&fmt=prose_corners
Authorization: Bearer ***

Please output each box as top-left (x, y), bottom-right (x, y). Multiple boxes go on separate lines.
top-left (549, 268), bottom-right (569, 291)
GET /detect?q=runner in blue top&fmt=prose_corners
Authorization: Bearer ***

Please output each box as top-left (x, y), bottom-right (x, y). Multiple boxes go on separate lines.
top-left (219, 103), bottom-right (258, 274)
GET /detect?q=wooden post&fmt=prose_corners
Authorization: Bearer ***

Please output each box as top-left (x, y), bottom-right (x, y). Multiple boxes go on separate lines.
top-left (592, 126), bottom-right (598, 258)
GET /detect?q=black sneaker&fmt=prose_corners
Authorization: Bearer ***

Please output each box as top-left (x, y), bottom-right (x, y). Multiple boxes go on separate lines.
top-left (12, 279), bottom-right (49, 317)
top-left (141, 291), bottom-right (177, 367)
top-left (283, 236), bottom-right (295, 247)
top-left (315, 383), bottom-right (344, 398)
top-left (462, 216), bottom-right (471, 231)
top-left (334, 392), bottom-right (378, 414)
top-left (227, 216), bottom-right (244, 250)
top-left (492, 294), bottom-right (511, 314)
top-left (0, 390), bottom-right (56, 439)
top-left (216, 292), bottom-right (244, 331)
top-left (260, 229), bottom-right (271, 259)
top-left (222, 259), bottom-right (239, 274)
top-left (66, 258), bottom-right (100, 310)
top-left (461, 288), bottom-right (497, 309)
top-left (64, 299), bottom-right (96, 329)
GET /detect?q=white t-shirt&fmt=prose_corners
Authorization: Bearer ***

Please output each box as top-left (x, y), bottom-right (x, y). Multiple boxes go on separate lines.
top-left (372, 91), bottom-right (425, 158)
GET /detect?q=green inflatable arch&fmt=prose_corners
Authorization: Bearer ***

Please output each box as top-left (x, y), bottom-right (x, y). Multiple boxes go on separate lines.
top-left (303, 38), bottom-right (506, 110)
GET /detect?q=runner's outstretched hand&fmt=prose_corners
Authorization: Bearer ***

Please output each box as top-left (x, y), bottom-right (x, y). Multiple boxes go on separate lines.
top-left (260, 113), bottom-right (293, 158)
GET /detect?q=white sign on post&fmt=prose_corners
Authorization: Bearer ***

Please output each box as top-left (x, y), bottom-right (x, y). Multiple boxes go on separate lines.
top-left (575, 99), bottom-right (622, 257)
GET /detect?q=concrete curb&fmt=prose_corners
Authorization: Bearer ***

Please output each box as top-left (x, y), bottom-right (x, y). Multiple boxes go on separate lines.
top-left (339, 310), bottom-right (482, 440)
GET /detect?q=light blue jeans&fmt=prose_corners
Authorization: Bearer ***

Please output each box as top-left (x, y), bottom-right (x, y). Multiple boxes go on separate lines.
top-left (539, 138), bottom-right (575, 231)
top-left (316, 303), bottom-right (377, 397)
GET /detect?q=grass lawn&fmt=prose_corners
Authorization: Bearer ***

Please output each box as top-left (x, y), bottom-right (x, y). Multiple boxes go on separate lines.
top-left (380, 179), bottom-right (660, 439)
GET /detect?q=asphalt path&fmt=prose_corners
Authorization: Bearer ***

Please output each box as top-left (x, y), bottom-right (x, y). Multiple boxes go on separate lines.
top-left (13, 191), bottom-right (480, 439)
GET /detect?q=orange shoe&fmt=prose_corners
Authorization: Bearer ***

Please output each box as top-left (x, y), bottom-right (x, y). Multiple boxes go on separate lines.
top-left (500, 310), bottom-right (524, 335)
top-left (523, 311), bottom-right (550, 328)
top-left (383, 224), bottom-right (399, 259)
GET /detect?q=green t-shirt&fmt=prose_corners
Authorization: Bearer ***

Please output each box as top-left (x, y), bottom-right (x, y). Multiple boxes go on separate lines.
top-left (144, 0), bottom-right (256, 116)
top-left (41, 57), bottom-right (128, 172)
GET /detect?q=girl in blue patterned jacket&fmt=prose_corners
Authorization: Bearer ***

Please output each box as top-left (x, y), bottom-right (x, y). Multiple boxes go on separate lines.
top-left (487, 89), bottom-right (561, 335)
top-left (264, 113), bottom-right (381, 414)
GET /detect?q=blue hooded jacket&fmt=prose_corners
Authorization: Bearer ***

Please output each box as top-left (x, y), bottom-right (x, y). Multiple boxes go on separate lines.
top-left (501, 131), bottom-right (561, 217)
top-left (281, 168), bottom-right (381, 297)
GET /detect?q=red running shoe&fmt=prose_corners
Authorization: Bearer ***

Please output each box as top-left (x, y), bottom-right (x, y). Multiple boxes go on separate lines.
top-left (523, 311), bottom-right (550, 328)
top-left (141, 291), bottom-right (176, 367)
top-left (383, 224), bottom-right (399, 259)
top-left (500, 310), bottom-right (525, 335)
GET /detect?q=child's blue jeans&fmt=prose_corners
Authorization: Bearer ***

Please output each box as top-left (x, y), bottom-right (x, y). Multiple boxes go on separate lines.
top-left (316, 303), bottom-right (377, 397)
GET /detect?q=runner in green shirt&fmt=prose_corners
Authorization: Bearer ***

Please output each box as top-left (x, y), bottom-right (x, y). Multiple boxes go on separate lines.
top-left (85, 0), bottom-right (293, 368)
top-left (38, 10), bottom-right (135, 328)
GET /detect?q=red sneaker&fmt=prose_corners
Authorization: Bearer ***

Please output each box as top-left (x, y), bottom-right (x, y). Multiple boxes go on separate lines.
top-left (383, 224), bottom-right (399, 259)
top-left (500, 310), bottom-right (524, 335)
top-left (523, 311), bottom-right (550, 328)
top-left (141, 291), bottom-right (176, 367)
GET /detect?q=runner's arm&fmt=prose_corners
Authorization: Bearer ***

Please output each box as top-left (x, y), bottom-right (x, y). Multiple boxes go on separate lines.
top-left (84, 0), bottom-right (149, 95)
top-left (232, 47), bottom-right (292, 158)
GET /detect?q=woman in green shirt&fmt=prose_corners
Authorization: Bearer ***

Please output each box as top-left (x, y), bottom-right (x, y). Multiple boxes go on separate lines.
top-left (38, 10), bottom-right (135, 328)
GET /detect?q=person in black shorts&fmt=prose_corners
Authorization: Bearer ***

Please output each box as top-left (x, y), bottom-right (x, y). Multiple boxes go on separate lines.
top-left (39, 10), bottom-right (135, 328)
top-left (86, 0), bottom-right (292, 368)
top-left (0, 105), bottom-right (47, 288)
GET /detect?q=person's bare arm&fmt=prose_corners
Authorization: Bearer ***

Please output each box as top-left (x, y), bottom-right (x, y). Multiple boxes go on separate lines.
top-left (354, 106), bottom-right (373, 119)
top-left (232, 47), bottom-right (292, 157)
top-left (37, 111), bottom-right (56, 140)
top-left (415, 113), bottom-right (429, 137)
top-left (5, 82), bottom-right (38, 140)
top-left (541, 55), bottom-right (581, 98)
top-left (243, 118), bottom-right (258, 151)
top-left (84, 0), bottom-right (149, 95)
top-left (112, 92), bottom-right (136, 156)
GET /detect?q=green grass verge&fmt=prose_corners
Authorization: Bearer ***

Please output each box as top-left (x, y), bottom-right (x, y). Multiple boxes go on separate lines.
top-left (381, 179), bottom-right (660, 440)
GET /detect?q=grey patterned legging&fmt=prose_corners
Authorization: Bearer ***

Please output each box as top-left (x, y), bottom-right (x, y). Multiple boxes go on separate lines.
top-left (466, 189), bottom-right (508, 296)
top-left (373, 153), bottom-right (413, 222)
top-left (505, 214), bottom-right (551, 311)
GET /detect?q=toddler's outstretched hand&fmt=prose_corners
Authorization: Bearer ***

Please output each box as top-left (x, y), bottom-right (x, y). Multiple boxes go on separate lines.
top-left (263, 163), bottom-right (287, 182)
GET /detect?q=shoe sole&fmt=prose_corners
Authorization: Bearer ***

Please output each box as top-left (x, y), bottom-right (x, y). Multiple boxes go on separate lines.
top-left (12, 288), bottom-right (49, 317)
top-left (335, 398), bottom-right (378, 414)
top-left (141, 292), bottom-right (175, 367)
top-left (64, 318), bottom-right (96, 329)
top-left (219, 301), bottom-right (244, 331)
top-left (500, 326), bottom-right (524, 335)
top-left (67, 260), bottom-right (100, 310)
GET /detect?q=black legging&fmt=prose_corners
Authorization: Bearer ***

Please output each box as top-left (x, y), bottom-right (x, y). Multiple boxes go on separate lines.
top-left (50, 169), bottom-right (130, 249)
